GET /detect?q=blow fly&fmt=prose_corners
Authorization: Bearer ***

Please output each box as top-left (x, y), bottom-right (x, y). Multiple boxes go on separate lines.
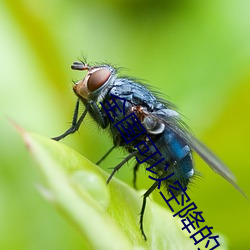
top-left (52, 60), bottom-right (246, 239)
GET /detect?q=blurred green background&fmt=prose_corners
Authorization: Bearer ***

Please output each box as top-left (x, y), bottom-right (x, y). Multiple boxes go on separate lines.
top-left (0, 0), bottom-right (250, 249)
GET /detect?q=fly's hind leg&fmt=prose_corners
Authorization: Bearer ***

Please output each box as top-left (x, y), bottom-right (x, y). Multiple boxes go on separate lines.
top-left (139, 180), bottom-right (159, 240)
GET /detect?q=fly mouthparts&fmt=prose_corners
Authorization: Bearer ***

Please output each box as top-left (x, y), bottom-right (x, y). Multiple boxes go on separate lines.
top-left (71, 61), bottom-right (89, 71)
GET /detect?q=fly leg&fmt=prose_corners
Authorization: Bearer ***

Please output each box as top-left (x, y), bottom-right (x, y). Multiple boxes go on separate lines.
top-left (140, 180), bottom-right (158, 240)
top-left (107, 151), bottom-right (137, 184)
top-left (96, 145), bottom-right (116, 165)
top-left (133, 162), bottom-right (140, 189)
top-left (52, 99), bottom-right (89, 141)
top-left (88, 100), bottom-right (108, 129)
top-left (140, 171), bottom-right (173, 240)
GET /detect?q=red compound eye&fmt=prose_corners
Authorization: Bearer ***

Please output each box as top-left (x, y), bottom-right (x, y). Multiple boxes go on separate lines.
top-left (87, 68), bottom-right (111, 92)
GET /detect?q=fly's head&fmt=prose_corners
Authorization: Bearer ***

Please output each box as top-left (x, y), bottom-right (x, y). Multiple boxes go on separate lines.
top-left (72, 61), bottom-right (116, 102)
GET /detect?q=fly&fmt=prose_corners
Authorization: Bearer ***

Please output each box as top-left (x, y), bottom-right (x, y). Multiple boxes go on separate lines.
top-left (52, 60), bottom-right (247, 240)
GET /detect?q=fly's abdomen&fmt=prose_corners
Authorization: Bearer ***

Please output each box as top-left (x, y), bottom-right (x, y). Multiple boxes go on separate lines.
top-left (144, 128), bottom-right (194, 193)
top-left (162, 128), bottom-right (194, 190)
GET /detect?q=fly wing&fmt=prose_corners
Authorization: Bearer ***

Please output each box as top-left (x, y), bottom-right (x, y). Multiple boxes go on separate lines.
top-left (151, 110), bottom-right (248, 198)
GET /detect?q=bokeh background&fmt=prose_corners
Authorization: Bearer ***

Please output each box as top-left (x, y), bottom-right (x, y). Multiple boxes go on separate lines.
top-left (1, 1), bottom-right (250, 249)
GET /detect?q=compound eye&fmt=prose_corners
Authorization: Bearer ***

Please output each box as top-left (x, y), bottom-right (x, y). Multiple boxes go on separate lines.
top-left (87, 68), bottom-right (111, 92)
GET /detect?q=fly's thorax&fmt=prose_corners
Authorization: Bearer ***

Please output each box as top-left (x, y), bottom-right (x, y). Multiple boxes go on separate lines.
top-left (140, 109), bottom-right (181, 135)
top-left (73, 64), bottom-right (117, 103)
top-left (142, 116), bottom-right (165, 134)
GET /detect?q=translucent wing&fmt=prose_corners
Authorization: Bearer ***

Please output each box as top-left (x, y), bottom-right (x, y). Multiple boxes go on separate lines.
top-left (149, 109), bottom-right (248, 198)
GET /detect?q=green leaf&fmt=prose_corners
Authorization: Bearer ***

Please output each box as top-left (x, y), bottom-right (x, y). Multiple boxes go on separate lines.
top-left (19, 128), bottom-right (198, 250)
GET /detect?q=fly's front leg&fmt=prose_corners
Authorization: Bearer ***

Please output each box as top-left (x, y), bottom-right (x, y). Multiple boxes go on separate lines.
top-left (52, 99), bottom-right (89, 141)
top-left (89, 100), bottom-right (108, 129)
